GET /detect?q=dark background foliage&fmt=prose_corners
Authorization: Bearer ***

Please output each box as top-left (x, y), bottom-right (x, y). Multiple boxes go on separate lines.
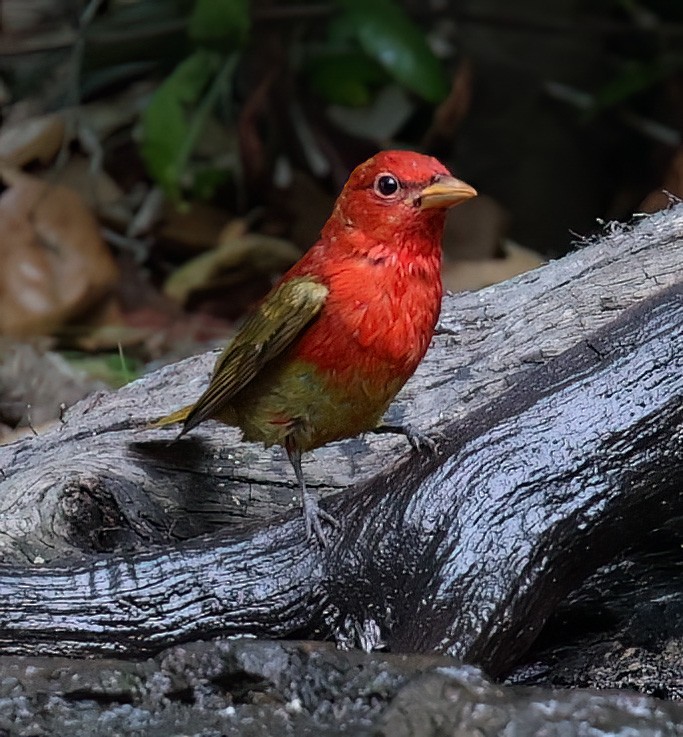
top-left (0, 0), bottom-right (681, 429)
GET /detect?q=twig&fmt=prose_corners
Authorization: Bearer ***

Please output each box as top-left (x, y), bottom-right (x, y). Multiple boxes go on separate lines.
top-left (545, 80), bottom-right (680, 146)
top-left (101, 227), bottom-right (152, 262)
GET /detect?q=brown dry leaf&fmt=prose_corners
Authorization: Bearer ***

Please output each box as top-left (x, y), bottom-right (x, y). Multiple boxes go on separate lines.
top-left (38, 154), bottom-right (125, 214)
top-left (80, 81), bottom-right (154, 143)
top-left (639, 147), bottom-right (683, 212)
top-left (159, 201), bottom-right (234, 254)
top-left (0, 112), bottom-right (66, 167)
top-left (58, 300), bottom-right (151, 352)
top-left (0, 166), bottom-right (120, 337)
top-left (0, 338), bottom-right (106, 438)
top-left (443, 241), bottom-right (545, 293)
top-left (165, 227), bottom-right (300, 306)
top-left (125, 307), bottom-right (234, 363)
top-left (69, 324), bottom-right (153, 353)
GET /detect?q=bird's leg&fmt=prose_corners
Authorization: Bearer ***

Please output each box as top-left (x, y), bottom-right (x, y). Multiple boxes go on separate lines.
top-left (371, 423), bottom-right (437, 452)
top-left (286, 446), bottom-right (338, 547)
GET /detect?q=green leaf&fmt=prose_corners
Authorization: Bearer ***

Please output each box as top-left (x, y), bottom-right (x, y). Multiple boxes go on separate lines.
top-left (307, 52), bottom-right (387, 106)
top-left (189, 0), bottom-right (249, 46)
top-left (591, 58), bottom-right (681, 113)
top-left (141, 50), bottom-right (218, 198)
top-left (190, 166), bottom-right (233, 200)
top-left (63, 351), bottom-right (141, 389)
top-left (140, 50), bottom-right (237, 199)
top-left (334, 0), bottom-right (448, 103)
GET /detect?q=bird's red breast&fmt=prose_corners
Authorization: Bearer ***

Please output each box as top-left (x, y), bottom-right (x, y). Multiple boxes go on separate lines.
top-left (279, 151), bottom-right (452, 390)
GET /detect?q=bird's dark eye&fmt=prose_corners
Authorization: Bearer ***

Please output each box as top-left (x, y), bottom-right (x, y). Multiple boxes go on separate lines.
top-left (374, 174), bottom-right (400, 198)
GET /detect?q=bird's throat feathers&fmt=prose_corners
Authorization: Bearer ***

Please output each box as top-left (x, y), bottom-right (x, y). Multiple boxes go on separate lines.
top-left (322, 198), bottom-right (448, 262)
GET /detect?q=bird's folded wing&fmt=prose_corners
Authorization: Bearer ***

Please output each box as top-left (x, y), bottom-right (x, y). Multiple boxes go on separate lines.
top-left (183, 277), bottom-right (328, 431)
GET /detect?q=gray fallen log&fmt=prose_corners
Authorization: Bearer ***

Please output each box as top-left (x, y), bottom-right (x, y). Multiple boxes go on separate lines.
top-left (0, 206), bottom-right (681, 563)
top-left (0, 207), bottom-right (680, 682)
top-left (0, 279), bottom-right (679, 674)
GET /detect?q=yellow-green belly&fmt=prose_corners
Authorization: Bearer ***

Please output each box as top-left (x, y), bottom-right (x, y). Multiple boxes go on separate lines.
top-left (212, 357), bottom-right (404, 452)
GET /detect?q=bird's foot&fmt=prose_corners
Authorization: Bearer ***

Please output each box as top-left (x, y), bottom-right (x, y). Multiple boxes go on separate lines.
top-left (302, 489), bottom-right (339, 548)
top-left (372, 423), bottom-right (437, 453)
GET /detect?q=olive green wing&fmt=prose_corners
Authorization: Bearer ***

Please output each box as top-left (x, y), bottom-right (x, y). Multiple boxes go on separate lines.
top-left (182, 277), bottom-right (328, 433)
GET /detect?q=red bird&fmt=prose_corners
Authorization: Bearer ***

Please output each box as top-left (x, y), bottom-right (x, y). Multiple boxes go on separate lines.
top-left (156, 151), bottom-right (477, 543)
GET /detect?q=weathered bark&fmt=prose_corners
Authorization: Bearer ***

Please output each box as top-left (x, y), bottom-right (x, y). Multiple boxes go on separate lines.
top-left (0, 206), bottom-right (681, 562)
top-left (0, 206), bottom-right (680, 682)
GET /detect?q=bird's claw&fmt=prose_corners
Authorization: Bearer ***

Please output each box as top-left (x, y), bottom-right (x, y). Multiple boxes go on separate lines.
top-left (303, 491), bottom-right (339, 548)
top-left (371, 423), bottom-right (438, 454)
top-left (401, 423), bottom-right (437, 453)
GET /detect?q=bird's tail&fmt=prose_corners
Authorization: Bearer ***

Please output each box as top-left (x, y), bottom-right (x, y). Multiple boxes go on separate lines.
top-left (147, 404), bottom-right (193, 430)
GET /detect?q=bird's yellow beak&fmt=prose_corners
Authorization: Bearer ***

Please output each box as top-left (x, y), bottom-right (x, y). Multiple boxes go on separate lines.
top-left (418, 176), bottom-right (477, 210)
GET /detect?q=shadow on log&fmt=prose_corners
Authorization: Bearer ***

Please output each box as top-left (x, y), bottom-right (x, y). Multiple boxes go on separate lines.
top-left (509, 530), bottom-right (683, 699)
top-left (0, 207), bottom-right (681, 701)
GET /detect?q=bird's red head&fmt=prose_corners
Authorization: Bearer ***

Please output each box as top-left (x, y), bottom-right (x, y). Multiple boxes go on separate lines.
top-left (322, 150), bottom-right (477, 255)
